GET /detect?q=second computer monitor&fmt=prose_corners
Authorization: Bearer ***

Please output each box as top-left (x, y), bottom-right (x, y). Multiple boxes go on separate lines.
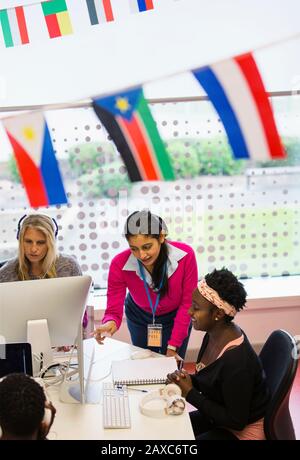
top-left (0, 275), bottom-right (92, 404)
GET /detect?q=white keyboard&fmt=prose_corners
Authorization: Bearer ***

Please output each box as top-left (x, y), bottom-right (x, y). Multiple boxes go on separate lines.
top-left (103, 383), bottom-right (131, 429)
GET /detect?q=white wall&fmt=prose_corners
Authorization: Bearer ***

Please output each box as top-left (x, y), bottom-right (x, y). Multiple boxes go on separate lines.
top-left (1, 0), bottom-right (300, 107)
top-left (2, 0), bottom-right (40, 7)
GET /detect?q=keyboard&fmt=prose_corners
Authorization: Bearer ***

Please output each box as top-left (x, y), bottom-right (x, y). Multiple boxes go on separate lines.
top-left (103, 383), bottom-right (131, 429)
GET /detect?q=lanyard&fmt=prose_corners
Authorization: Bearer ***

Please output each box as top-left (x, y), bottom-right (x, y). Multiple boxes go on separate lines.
top-left (138, 260), bottom-right (166, 324)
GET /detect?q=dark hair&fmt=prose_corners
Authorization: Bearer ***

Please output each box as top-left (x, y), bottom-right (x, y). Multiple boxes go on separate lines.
top-left (0, 373), bottom-right (46, 438)
top-left (205, 268), bottom-right (247, 323)
top-left (124, 210), bottom-right (169, 297)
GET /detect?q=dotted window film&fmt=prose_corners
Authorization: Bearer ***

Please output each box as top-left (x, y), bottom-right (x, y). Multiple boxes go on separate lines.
top-left (0, 96), bottom-right (299, 287)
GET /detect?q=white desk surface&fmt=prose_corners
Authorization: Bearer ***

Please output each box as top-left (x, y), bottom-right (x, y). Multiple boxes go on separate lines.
top-left (47, 338), bottom-right (195, 440)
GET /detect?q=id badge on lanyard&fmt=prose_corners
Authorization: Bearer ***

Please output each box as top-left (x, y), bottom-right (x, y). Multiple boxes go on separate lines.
top-left (147, 323), bottom-right (163, 347)
top-left (138, 260), bottom-right (166, 348)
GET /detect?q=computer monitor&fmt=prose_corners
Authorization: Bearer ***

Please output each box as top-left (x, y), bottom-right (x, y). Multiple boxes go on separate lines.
top-left (0, 275), bottom-right (92, 403)
top-left (0, 343), bottom-right (33, 378)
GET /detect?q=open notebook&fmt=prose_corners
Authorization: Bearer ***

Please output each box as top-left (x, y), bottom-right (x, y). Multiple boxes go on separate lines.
top-left (111, 356), bottom-right (178, 385)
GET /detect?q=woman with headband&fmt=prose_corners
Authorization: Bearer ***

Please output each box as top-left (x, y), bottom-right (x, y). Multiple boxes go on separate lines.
top-left (167, 268), bottom-right (269, 440)
top-left (0, 214), bottom-right (82, 282)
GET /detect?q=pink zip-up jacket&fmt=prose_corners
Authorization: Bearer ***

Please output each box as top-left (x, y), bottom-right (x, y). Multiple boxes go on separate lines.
top-left (102, 241), bottom-right (198, 348)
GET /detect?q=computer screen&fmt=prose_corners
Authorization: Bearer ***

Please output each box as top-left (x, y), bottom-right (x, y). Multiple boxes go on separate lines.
top-left (0, 275), bottom-right (92, 403)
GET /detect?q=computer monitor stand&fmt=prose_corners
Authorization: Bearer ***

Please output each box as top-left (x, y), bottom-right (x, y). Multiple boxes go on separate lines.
top-left (81, 341), bottom-right (102, 404)
top-left (59, 380), bottom-right (101, 404)
top-left (59, 334), bottom-right (101, 405)
top-left (27, 319), bottom-right (53, 377)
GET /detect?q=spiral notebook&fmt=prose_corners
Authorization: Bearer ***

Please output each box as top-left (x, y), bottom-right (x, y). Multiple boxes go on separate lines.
top-left (111, 356), bottom-right (177, 385)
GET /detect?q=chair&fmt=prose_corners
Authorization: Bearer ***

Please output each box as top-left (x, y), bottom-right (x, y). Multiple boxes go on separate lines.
top-left (259, 329), bottom-right (298, 440)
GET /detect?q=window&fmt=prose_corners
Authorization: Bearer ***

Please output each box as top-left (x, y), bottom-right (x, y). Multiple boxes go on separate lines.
top-left (0, 94), bottom-right (299, 286)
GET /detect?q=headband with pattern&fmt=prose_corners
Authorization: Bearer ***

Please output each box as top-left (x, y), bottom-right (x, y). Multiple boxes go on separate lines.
top-left (198, 279), bottom-right (237, 318)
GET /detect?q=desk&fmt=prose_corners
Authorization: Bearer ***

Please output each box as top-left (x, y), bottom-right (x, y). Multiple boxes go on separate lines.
top-left (47, 338), bottom-right (195, 440)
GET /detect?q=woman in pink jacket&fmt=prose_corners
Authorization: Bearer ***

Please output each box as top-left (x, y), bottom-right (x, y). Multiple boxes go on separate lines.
top-left (93, 210), bottom-right (198, 359)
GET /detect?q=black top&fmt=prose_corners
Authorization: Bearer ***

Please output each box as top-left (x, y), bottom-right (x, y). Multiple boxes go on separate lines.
top-left (186, 332), bottom-right (270, 431)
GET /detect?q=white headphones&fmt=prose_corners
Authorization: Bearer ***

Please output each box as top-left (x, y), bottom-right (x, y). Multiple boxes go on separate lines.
top-left (139, 384), bottom-right (185, 418)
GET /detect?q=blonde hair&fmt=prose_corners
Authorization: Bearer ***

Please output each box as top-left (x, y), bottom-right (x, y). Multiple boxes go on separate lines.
top-left (17, 214), bottom-right (58, 280)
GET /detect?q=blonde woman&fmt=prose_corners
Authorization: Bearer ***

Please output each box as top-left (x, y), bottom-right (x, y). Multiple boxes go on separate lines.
top-left (0, 214), bottom-right (81, 282)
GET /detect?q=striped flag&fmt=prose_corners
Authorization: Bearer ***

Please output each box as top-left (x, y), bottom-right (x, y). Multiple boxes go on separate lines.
top-left (129, 0), bottom-right (154, 13)
top-left (2, 113), bottom-right (68, 207)
top-left (0, 6), bottom-right (29, 48)
top-left (93, 88), bottom-right (175, 182)
top-left (193, 52), bottom-right (286, 161)
top-left (41, 0), bottom-right (73, 39)
top-left (86, 0), bottom-right (114, 25)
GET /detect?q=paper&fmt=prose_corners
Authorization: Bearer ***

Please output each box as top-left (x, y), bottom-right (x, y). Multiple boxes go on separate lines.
top-left (112, 356), bottom-right (177, 385)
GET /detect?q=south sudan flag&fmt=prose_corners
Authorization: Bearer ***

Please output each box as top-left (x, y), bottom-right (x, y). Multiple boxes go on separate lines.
top-left (93, 88), bottom-right (175, 182)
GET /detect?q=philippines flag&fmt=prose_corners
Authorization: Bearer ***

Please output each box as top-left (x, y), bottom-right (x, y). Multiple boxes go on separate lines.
top-left (2, 113), bottom-right (68, 207)
top-left (193, 52), bottom-right (286, 161)
top-left (129, 0), bottom-right (154, 13)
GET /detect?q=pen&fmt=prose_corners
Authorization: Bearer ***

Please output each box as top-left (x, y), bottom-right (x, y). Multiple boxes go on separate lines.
top-left (116, 385), bottom-right (148, 393)
top-left (127, 388), bottom-right (148, 393)
top-left (178, 360), bottom-right (184, 371)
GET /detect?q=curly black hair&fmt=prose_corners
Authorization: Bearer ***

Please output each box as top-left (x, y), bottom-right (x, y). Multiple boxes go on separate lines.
top-left (205, 268), bottom-right (247, 322)
top-left (0, 373), bottom-right (46, 437)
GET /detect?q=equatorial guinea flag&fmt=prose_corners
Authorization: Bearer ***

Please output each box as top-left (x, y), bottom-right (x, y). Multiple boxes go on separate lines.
top-left (93, 88), bottom-right (175, 182)
top-left (2, 112), bottom-right (68, 207)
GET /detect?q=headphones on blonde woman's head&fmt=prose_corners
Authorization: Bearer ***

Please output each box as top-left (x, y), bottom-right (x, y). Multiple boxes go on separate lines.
top-left (16, 215), bottom-right (59, 240)
top-left (139, 384), bottom-right (185, 418)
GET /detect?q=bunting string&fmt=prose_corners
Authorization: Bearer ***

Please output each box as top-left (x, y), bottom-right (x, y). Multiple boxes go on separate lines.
top-left (0, 0), bottom-right (165, 48)
top-left (0, 13), bottom-right (297, 205)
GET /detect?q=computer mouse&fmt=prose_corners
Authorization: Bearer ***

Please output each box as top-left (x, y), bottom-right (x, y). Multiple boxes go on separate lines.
top-left (131, 349), bottom-right (153, 360)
